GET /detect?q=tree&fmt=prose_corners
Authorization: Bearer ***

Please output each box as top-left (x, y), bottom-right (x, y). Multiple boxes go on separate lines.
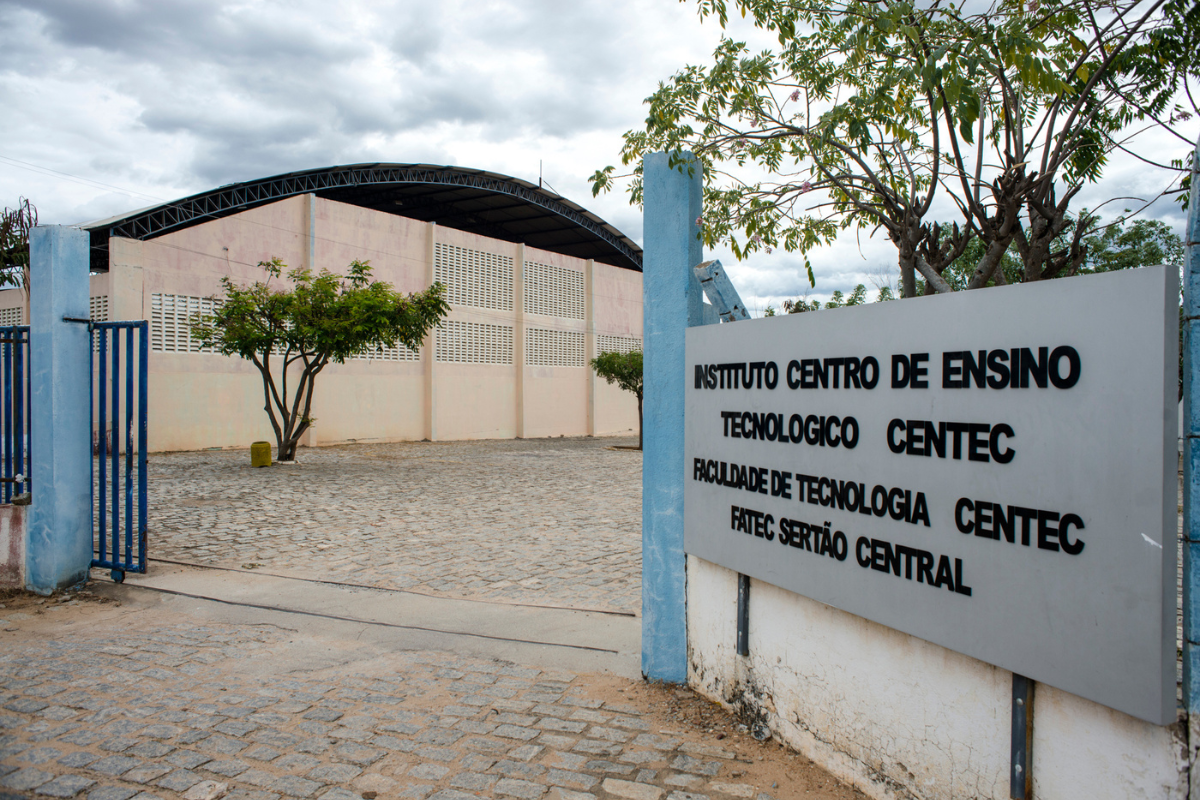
top-left (591, 350), bottom-right (644, 450)
top-left (783, 283), bottom-right (877, 312)
top-left (1081, 217), bottom-right (1185, 272)
top-left (0, 198), bottom-right (37, 293)
top-left (193, 258), bottom-right (449, 462)
top-left (592, 0), bottom-right (1197, 297)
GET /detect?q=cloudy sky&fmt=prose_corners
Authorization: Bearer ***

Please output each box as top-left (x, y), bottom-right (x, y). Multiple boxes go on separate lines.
top-left (0, 0), bottom-right (1193, 312)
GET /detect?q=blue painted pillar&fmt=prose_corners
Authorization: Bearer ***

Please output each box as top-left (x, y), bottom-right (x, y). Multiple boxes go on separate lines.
top-left (642, 151), bottom-right (708, 682)
top-left (27, 226), bottom-right (92, 594)
top-left (1183, 135), bottom-right (1200, 709)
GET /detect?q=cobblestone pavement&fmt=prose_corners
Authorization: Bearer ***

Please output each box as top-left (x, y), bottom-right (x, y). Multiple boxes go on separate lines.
top-left (0, 608), bottom-right (857, 800)
top-left (147, 438), bottom-right (642, 615)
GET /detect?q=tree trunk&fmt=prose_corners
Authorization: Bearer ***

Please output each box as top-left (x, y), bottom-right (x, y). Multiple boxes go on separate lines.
top-left (637, 394), bottom-right (643, 451)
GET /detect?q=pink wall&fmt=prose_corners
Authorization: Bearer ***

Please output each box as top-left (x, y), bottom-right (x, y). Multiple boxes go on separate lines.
top-left (107, 195), bottom-right (642, 451)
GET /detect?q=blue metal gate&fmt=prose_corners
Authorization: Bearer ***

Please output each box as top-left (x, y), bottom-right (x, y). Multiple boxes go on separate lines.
top-left (0, 325), bottom-right (30, 502)
top-left (91, 321), bottom-right (148, 582)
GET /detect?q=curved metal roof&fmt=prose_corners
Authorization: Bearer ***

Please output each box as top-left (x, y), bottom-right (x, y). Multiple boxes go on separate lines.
top-left (84, 163), bottom-right (642, 273)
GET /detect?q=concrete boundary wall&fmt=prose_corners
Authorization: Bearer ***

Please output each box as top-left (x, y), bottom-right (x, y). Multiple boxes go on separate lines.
top-left (0, 198), bottom-right (644, 453)
top-left (686, 556), bottom-right (1188, 799)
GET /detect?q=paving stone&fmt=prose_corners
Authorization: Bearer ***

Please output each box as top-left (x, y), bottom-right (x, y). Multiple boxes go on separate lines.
top-left (198, 736), bottom-right (245, 756)
top-left (58, 731), bottom-right (103, 747)
top-left (427, 791), bottom-right (478, 800)
top-left (490, 758), bottom-right (540, 777)
top-left (252, 728), bottom-right (299, 749)
top-left (584, 760), bottom-right (633, 775)
top-left (121, 766), bottom-right (171, 785)
top-left (537, 735), bottom-right (575, 750)
top-left (293, 738), bottom-right (331, 755)
top-left (586, 726), bottom-right (631, 743)
top-left (560, 698), bottom-right (602, 709)
top-left (601, 779), bottom-right (664, 800)
top-left (571, 740), bottom-right (620, 757)
top-left (449, 772), bottom-right (496, 792)
top-left (496, 714), bottom-right (537, 727)
top-left (508, 744), bottom-right (543, 762)
top-left (669, 757), bottom-right (720, 777)
top-left (316, 790), bottom-right (360, 800)
top-left (21, 747), bottom-right (64, 764)
top-left (632, 735), bottom-right (680, 751)
top-left (537, 719), bottom-right (586, 734)
top-left (89, 757), bottom-right (142, 777)
top-left (86, 787), bottom-right (136, 800)
top-left (545, 790), bottom-right (594, 800)
top-left (455, 754), bottom-right (492, 772)
top-left (306, 763), bottom-right (360, 783)
top-left (352, 774), bottom-right (399, 794)
top-left (619, 752), bottom-right (665, 766)
top-left (274, 753), bottom-right (321, 773)
top-left (166, 751), bottom-right (211, 770)
top-left (667, 777), bottom-right (700, 791)
top-left (495, 778), bottom-right (547, 799)
top-left (239, 745), bottom-right (280, 763)
top-left (395, 786), bottom-right (433, 799)
top-left (416, 728), bottom-right (463, 746)
top-left (439, 707), bottom-right (477, 718)
top-left (666, 793), bottom-right (710, 800)
top-left (126, 742), bottom-right (173, 759)
top-left (302, 709), bottom-right (343, 723)
top-left (546, 770), bottom-right (597, 791)
top-left (214, 721), bottom-right (256, 737)
top-left (494, 725), bottom-right (538, 741)
top-left (706, 783), bottom-right (754, 798)
top-left (332, 742), bottom-right (383, 766)
top-left (408, 764), bottom-right (449, 781)
top-left (667, 772), bottom-right (700, 791)
top-left (233, 770), bottom-right (275, 788)
top-left (98, 738), bottom-right (138, 754)
top-left (203, 760), bottom-right (250, 778)
top-left (6, 699), bottom-right (50, 713)
top-left (545, 752), bottom-right (587, 770)
top-left (157, 769), bottom-right (204, 792)
top-left (267, 776), bottom-right (320, 799)
top-left (58, 753), bottom-right (99, 769)
top-left (139, 725), bottom-right (181, 740)
top-left (182, 780), bottom-right (229, 800)
top-left (2, 768), bottom-right (54, 790)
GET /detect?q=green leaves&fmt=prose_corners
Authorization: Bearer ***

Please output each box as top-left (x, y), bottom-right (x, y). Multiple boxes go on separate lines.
top-left (0, 198), bottom-right (36, 289)
top-left (191, 258), bottom-right (450, 460)
top-left (591, 350), bottom-right (643, 399)
top-left (193, 259), bottom-right (449, 365)
top-left (599, 0), bottom-right (1193, 296)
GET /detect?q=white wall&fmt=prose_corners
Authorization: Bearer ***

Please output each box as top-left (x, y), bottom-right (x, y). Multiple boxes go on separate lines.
top-left (686, 556), bottom-right (1189, 800)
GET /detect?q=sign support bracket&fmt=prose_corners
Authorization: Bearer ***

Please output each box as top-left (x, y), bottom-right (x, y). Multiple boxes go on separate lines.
top-left (694, 260), bottom-right (750, 322)
top-left (1010, 673), bottom-right (1034, 799)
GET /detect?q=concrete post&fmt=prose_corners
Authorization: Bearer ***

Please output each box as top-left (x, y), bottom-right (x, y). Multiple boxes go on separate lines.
top-left (642, 151), bottom-right (708, 682)
top-left (425, 222), bottom-right (438, 441)
top-left (27, 226), bottom-right (92, 594)
top-left (1183, 136), bottom-right (1200, 709)
top-left (585, 259), bottom-right (596, 437)
top-left (515, 244), bottom-right (526, 438)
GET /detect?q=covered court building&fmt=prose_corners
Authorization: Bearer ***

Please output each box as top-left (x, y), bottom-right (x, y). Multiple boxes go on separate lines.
top-left (3, 164), bottom-right (645, 452)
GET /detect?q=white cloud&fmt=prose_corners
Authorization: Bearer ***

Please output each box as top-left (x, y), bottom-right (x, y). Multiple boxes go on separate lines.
top-left (0, 0), bottom-right (1192, 311)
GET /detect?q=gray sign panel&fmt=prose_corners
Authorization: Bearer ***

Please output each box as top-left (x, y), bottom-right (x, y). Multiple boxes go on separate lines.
top-left (684, 266), bottom-right (1178, 725)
